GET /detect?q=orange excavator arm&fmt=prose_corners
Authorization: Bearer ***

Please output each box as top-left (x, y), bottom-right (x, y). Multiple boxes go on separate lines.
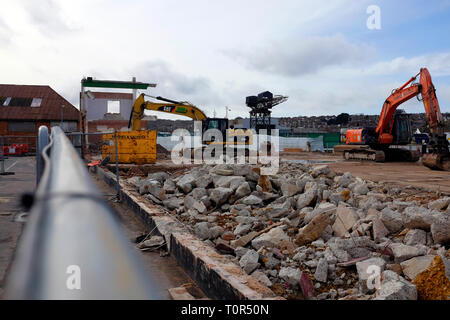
top-left (375, 68), bottom-right (444, 144)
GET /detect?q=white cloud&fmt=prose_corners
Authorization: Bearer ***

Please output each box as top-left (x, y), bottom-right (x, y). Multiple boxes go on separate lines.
top-left (359, 53), bottom-right (450, 77)
top-left (224, 34), bottom-right (374, 76)
top-left (0, 0), bottom-right (448, 120)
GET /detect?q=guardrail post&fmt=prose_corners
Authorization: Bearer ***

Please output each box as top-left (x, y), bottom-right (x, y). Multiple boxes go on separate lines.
top-left (36, 125), bottom-right (49, 186)
top-left (114, 130), bottom-right (121, 201)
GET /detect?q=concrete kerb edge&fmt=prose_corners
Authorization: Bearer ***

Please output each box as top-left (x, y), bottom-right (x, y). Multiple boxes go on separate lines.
top-left (94, 166), bottom-right (281, 300)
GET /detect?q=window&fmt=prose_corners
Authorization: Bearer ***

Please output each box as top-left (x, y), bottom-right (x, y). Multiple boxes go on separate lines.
top-left (8, 97), bottom-right (33, 107)
top-left (2, 97), bottom-right (11, 106)
top-left (31, 98), bottom-right (42, 107)
top-left (0, 97), bottom-right (42, 107)
top-left (8, 122), bottom-right (36, 132)
top-left (107, 100), bottom-right (120, 113)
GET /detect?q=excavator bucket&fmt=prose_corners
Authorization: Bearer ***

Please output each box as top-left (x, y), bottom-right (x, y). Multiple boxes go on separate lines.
top-left (422, 153), bottom-right (450, 171)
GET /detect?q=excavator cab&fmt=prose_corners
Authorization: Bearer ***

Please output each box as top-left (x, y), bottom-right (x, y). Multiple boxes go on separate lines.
top-left (391, 110), bottom-right (412, 145)
top-left (202, 118), bottom-right (229, 144)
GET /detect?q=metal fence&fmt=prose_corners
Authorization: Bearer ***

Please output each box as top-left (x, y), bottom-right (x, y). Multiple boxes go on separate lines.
top-left (4, 126), bottom-right (163, 299)
top-left (0, 135), bottom-right (36, 155)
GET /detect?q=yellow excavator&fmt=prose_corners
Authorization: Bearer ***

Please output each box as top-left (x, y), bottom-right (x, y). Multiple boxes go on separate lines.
top-left (129, 93), bottom-right (252, 146)
top-left (102, 94), bottom-right (252, 164)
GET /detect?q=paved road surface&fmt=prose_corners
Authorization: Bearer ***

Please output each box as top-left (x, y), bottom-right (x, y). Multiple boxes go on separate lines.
top-left (0, 156), bottom-right (35, 297)
top-left (0, 156), bottom-right (204, 299)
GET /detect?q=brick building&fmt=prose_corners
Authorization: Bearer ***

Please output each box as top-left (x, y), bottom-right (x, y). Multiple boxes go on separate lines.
top-left (0, 84), bottom-right (80, 151)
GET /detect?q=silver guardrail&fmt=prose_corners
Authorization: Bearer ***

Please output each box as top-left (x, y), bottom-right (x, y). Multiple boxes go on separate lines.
top-left (5, 126), bottom-right (163, 299)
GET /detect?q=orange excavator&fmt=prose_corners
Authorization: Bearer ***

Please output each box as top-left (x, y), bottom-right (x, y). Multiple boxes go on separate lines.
top-left (344, 68), bottom-right (449, 171)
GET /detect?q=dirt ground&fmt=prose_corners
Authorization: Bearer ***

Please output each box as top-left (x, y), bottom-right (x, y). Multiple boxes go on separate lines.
top-left (281, 151), bottom-right (450, 195)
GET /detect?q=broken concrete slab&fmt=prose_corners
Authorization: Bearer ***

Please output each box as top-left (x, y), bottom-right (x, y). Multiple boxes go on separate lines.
top-left (400, 255), bottom-right (435, 281)
top-left (390, 243), bottom-right (423, 263)
top-left (404, 229), bottom-right (427, 246)
top-left (372, 217), bottom-right (389, 242)
top-left (314, 258), bottom-right (328, 283)
top-left (252, 227), bottom-right (290, 250)
top-left (210, 187), bottom-right (233, 206)
top-left (251, 271), bottom-right (272, 287)
top-left (356, 257), bottom-right (386, 285)
top-left (231, 231), bottom-right (259, 248)
top-left (402, 206), bottom-right (437, 231)
top-left (332, 205), bottom-right (358, 237)
top-left (375, 277), bottom-right (417, 300)
top-left (241, 194), bottom-right (263, 206)
top-left (239, 250), bottom-right (260, 274)
top-left (380, 207), bottom-right (404, 233)
top-left (430, 216), bottom-right (450, 245)
top-left (295, 213), bottom-right (330, 246)
top-left (176, 173), bottom-right (197, 193)
top-left (279, 267), bottom-right (302, 287)
top-left (428, 197), bottom-right (450, 211)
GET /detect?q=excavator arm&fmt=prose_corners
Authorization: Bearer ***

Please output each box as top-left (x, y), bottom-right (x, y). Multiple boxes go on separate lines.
top-left (129, 93), bottom-right (207, 131)
top-left (374, 68), bottom-right (448, 170)
top-left (375, 68), bottom-right (445, 144)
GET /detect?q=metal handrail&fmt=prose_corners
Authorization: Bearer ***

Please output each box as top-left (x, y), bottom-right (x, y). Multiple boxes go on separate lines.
top-left (5, 126), bottom-right (163, 299)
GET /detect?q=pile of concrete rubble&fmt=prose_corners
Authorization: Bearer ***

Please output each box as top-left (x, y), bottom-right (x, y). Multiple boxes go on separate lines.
top-left (127, 161), bottom-right (450, 300)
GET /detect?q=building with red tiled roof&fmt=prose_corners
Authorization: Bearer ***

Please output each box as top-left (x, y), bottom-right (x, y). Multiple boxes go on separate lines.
top-left (0, 84), bottom-right (80, 150)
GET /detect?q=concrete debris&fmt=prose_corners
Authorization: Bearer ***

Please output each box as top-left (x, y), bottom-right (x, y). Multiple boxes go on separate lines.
top-left (194, 222), bottom-right (212, 240)
top-left (332, 205), bottom-right (358, 237)
top-left (279, 267), bottom-right (302, 287)
top-left (314, 258), bottom-right (328, 283)
top-left (251, 271), bottom-right (273, 287)
top-left (356, 257), bottom-right (386, 292)
top-left (404, 229), bottom-right (427, 246)
top-left (295, 213), bottom-right (330, 246)
top-left (402, 206), bottom-right (436, 231)
top-left (430, 216), bottom-right (450, 244)
top-left (125, 161), bottom-right (450, 300)
top-left (210, 187), bottom-right (233, 206)
top-left (375, 271), bottom-right (418, 300)
top-left (251, 226), bottom-right (289, 250)
top-left (400, 255), bottom-right (435, 281)
top-left (428, 197), bottom-right (450, 211)
top-left (380, 207), bottom-right (404, 233)
top-left (390, 243), bottom-right (423, 263)
top-left (235, 182), bottom-right (251, 199)
top-left (137, 236), bottom-right (165, 249)
top-left (176, 173), bottom-right (197, 193)
top-left (239, 249), bottom-right (260, 274)
top-left (372, 217), bottom-right (389, 242)
top-left (295, 188), bottom-right (317, 210)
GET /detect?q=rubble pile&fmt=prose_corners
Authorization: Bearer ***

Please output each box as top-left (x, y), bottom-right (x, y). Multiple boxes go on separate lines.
top-left (126, 161), bottom-right (450, 300)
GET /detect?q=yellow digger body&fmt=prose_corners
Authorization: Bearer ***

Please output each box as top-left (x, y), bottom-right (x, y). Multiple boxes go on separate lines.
top-left (102, 130), bottom-right (156, 165)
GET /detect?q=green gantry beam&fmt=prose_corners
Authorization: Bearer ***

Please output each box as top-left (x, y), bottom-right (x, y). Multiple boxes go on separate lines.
top-left (81, 77), bottom-right (156, 89)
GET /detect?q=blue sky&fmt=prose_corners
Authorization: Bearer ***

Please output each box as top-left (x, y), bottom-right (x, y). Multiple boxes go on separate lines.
top-left (0, 0), bottom-right (449, 119)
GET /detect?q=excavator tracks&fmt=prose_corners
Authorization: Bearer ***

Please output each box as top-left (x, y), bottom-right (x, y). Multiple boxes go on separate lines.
top-left (343, 149), bottom-right (385, 162)
top-left (343, 148), bottom-right (420, 163)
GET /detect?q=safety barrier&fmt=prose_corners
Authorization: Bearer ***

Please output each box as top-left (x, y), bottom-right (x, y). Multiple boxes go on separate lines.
top-left (4, 126), bottom-right (163, 299)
